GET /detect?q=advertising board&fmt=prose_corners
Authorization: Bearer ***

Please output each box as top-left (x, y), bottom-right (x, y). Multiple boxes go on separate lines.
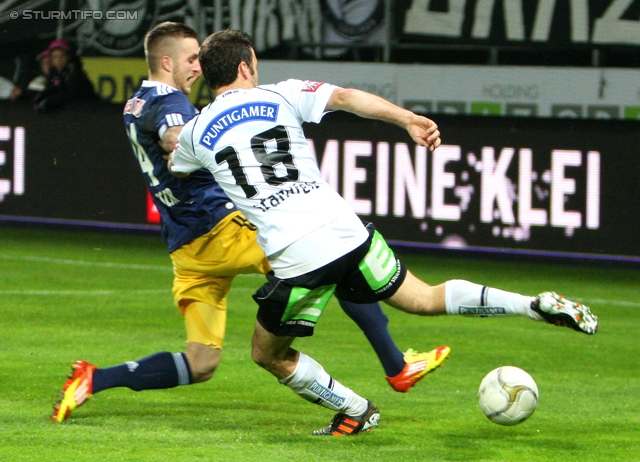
top-left (1, 101), bottom-right (638, 262)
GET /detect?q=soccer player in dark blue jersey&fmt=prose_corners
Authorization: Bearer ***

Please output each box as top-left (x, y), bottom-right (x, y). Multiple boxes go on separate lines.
top-left (51, 22), bottom-right (449, 423)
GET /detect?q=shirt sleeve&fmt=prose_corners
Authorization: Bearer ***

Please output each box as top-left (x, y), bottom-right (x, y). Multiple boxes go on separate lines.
top-left (154, 92), bottom-right (197, 140)
top-left (274, 79), bottom-right (340, 124)
top-left (171, 121), bottom-right (203, 174)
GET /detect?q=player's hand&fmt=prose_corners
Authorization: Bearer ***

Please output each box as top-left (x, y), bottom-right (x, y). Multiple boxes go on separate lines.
top-left (407, 115), bottom-right (441, 151)
top-left (167, 150), bottom-right (189, 178)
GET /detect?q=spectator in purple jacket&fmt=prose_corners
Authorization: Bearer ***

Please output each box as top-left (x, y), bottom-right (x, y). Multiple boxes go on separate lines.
top-left (33, 39), bottom-right (97, 113)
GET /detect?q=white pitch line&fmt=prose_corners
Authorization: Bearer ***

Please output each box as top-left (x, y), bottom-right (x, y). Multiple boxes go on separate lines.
top-left (0, 289), bottom-right (170, 295)
top-left (0, 254), bottom-right (171, 271)
top-left (0, 290), bottom-right (635, 307)
top-left (575, 298), bottom-right (640, 308)
top-left (0, 254), bottom-right (266, 277)
top-left (4, 256), bottom-right (634, 306)
top-left (3, 291), bottom-right (633, 304)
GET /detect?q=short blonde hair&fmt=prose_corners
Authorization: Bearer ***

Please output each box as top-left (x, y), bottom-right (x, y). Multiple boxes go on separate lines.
top-left (144, 22), bottom-right (198, 73)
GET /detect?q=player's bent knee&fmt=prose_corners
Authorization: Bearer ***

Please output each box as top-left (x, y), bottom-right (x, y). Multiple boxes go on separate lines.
top-left (189, 358), bottom-right (220, 383)
top-left (250, 343), bottom-right (287, 376)
top-left (250, 321), bottom-right (298, 378)
top-left (251, 344), bottom-right (271, 370)
top-left (190, 365), bottom-right (217, 383)
top-left (185, 343), bottom-right (222, 383)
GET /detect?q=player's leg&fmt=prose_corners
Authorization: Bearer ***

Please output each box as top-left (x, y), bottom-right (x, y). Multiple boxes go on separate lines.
top-left (93, 351), bottom-right (193, 392)
top-left (221, 213), bottom-right (449, 390)
top-left (385, 273), bottom-right (537, 318)
top-left (50, 350), bottom-right (194, 422)
top-left (51, 302), bottom-right (228, 422)
top-left (385, 271), bottom-right (598, 334)
top-left (170, 213), bottom-right (266, 382)
top-left (251, 270), bottom-right (380, 436)
top-left (336, 299), bottom-right (448, 392)
top-left (50, 298), bottom-right (225, 422)
top-left (83, 292), bottom-right (229, 391)
top-left (181, 299), bottom-right (226, 382)
top-left (350, 224), bottom-right (598, 334)
top-left (336, 299), bottom-right (404, 376)
top-left (50, 300), bottom-right (205, 423)
top-left (184, 343), bottom-right (220, 383)
top-left (231, 213), bottom-right (424, 390)
top-left (251, 320), bottom-right (379, 436)
top-left (51, 227), bottom-right (236, 422)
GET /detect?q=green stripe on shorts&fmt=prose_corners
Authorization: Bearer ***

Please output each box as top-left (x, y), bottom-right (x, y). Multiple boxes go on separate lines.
top-left (281, 284), bottom-right (337, 324)
top-left (358, 230), bottom-right (397, 291)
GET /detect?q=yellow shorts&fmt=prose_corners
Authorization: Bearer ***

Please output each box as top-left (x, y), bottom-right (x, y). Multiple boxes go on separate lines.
top-left (170, 211), bottom-right (271, 348)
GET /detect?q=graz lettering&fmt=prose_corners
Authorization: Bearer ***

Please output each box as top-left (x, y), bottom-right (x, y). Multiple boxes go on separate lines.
top-left (403, 0), bottom-right (640, 46)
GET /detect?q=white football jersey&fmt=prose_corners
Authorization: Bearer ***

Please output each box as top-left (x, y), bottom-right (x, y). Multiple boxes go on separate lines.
top-left (172, 79), bottom-right (368, 274)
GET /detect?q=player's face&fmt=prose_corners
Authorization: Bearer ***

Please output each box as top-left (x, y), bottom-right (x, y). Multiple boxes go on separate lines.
top-left (172, 37), bottom-right (202, 95)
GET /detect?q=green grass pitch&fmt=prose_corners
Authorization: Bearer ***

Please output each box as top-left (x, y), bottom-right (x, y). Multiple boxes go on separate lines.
top-left (0, 225), bottom-right (638, 461)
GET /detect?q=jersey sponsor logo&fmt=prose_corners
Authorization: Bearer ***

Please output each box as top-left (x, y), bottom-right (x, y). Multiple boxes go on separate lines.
top-left (253, 181), bottom-right (321, 212)
top-left (373, 260), bottom-right (402, 295)
top-left (307, 380), bottom-right (345, 408)
top-left (199, 102), bottom-right (279, 151)
top-left (283, 284), bottom-right (336, 324)
top-left (360, 230), bottom-right (399, 291)
top-left (459, 306), bottom-right (507, 317)
top-left (285, 319), bottom-right (315, 328)
top-left (301, 81), bottom-right (325, 93)
top-left (123, 97), bottom-right (146, 117)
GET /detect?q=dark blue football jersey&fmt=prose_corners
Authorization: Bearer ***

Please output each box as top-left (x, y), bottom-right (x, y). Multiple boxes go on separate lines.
top-left (124, 81), bottom-right (236, 252)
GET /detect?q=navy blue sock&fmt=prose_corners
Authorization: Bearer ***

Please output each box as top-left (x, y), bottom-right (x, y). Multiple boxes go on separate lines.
top-left (92, 352), bottom-right (192, 393)
top-left (337, 299), bottom-right (405, 377)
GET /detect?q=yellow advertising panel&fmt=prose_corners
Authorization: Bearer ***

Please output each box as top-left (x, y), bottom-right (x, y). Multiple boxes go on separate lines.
top-left (84, 57), bottom-right (640, 120)
top-left (83, 57), bottom-right (215, 107)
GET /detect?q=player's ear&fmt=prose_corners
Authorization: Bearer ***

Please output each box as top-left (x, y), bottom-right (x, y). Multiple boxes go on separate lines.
top-left (161, 55), bottom-right (172, 73)
top-left (238, 60), bottom-right (251, 79)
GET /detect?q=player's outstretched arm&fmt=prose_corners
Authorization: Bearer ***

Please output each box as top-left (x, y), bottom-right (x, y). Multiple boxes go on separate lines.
top-left (326, 88), bottom-right (441, 151)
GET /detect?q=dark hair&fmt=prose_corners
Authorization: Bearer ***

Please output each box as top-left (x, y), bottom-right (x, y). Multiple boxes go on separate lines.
top-left (144, 22), bottom-right (198, 72)
top-left (199, 29), bottom-right (254, 89)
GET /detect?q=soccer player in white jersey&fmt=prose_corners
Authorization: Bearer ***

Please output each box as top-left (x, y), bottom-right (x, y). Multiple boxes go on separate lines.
top-left (50, 23), bottom-right (449, 424)
top-left (169, 30), bottom-right (599, 436)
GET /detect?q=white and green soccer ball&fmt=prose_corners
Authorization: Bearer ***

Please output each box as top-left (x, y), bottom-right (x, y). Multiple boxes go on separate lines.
top-left (478, 366), bottom-right (539, 426)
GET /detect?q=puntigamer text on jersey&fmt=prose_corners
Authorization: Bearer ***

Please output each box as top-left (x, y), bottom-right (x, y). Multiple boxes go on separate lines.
top-left (200, 102), bottom-right (279, 151)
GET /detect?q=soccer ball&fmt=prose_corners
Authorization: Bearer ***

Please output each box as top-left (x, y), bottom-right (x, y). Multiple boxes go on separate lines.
top-left (478, 366), bottom-right (539, 426)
